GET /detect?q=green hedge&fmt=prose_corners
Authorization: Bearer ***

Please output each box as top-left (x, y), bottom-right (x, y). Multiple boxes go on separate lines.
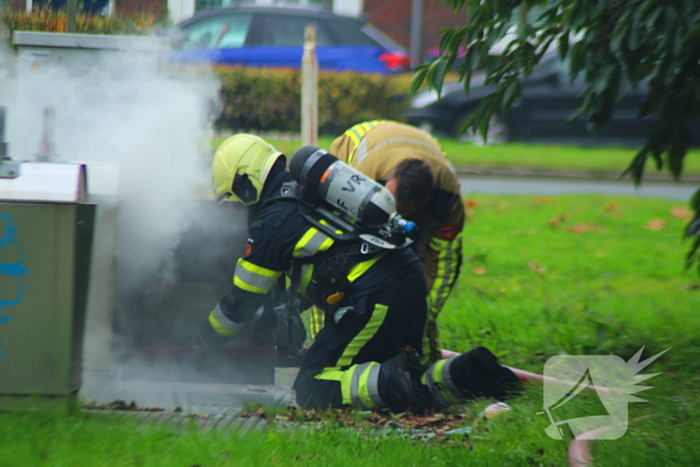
top-left (213, 66), bottom-right (413, 134)
top-left (2, 9), bottom-right (413, 134)
top-left (0, 8), bottom-right (159, 39)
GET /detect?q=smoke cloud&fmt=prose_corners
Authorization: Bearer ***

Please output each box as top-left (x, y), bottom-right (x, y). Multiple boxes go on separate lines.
top-left (1, 34), bottom-right (261, 408)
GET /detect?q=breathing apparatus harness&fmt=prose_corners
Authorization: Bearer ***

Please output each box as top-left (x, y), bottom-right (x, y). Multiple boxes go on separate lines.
top-left (271, 146), bottom-right (418, 307)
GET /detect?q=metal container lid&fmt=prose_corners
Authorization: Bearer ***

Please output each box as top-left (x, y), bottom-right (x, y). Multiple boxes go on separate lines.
top-left (0, 162), bottom-right (87, 203)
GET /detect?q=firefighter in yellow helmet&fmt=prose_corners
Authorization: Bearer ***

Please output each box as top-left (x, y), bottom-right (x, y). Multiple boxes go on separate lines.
top-left (330, 120), bottom-right (465, 362)
top-left (205, 134), bottom-right (519, 413)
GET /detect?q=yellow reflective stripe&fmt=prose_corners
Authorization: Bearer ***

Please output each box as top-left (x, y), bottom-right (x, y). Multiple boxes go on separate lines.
top-left (233, 258), bottom-right (281, 294)
top-left (298, 264), bottom-right (314, 296)
top-left (421, 297), bottom-right (432, 365)
top-left (428, 357), bottom-right (462, 404)
top-left (319, 219), bottom-right (343, 235)
top-left (348, 127), bottom-right (362, 146)
top-left (293, 227), bottom-right (335, 258)
top-left (347, 252), bottom-right (387, 283)
top-left (429, 234), bottom-right (462, 313)
top-left (315, 368), bottom-right (353, 405)
top-left (357, 362), bottom-right (381, 409)
top-left (345, 120), bottom-right (381, 165)
top-left (208, 306), bottom-right (243, 338)
top-left (336, 304), bottom-right (388, 367)
top-left (309, 305), bottom-right (324, 340)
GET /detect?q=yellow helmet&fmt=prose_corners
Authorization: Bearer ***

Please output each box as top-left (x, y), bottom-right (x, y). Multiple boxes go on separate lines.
top-left (212, 134), bottom-right (285, 205)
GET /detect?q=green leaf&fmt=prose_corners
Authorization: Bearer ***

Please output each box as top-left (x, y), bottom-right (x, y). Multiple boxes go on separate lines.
top-left (685, 235), bottom-right (700, 270)
top-left (651, 147), bottom-right (664, 171)
top-left (407, 67), bottom-right (428, 98)
top-left (667, 123), bottom-right (689, 180)
top-left (558, 33), bottom-right (570, 61)
top-left (620, 148), bottom-right (649, 187)
top-left (427, 59), bottom-right (450, 96)
top-left (668, 145), bottom-right (685, 180)
top-left (691, 187), bottom-right (700, 210)
top-left (502, 78), bottom-right (521, 114)
top-left (686, 217), bottom-right (700, 238)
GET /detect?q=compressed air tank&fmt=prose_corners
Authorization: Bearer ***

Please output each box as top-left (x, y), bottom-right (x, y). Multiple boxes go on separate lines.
top-left (290, 146), bottom-right (398, 228)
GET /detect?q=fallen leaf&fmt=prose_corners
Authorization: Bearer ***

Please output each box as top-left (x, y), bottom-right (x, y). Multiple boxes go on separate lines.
top-left (671, 207), bottom-right (693, 222)
top-left (605, 202), bottom-right (619, 214)
top-left (549, 214), bottom-right (573, 229)
top-left (472, 266), bottom-right (486, 275)
top-left (532, 196), bottom-right (553, 204)
top-left (644, 219), bottom-right (666, 231)
top-left (528, 261), bottom-right (546, 272)
top-left (465, 199), bottom-right (478, 208)
top-left (567, 223), bottom-right (592, 234)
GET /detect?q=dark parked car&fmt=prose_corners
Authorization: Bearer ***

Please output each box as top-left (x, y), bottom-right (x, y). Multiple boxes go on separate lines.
top-left (170, 6), bottom-right (410, 74)
top-left (406, 54), bottom-right (700, 146)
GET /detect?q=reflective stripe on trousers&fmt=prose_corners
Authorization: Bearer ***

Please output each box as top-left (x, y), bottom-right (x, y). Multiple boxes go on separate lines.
top-left (314, 361), bottom-right (385, 410)
top-left (335, 303), bottom-right (388, 368)
top-left (429, 234), bottom-right (462, 314)
top-left (422, 356), bottom-right (464, 406)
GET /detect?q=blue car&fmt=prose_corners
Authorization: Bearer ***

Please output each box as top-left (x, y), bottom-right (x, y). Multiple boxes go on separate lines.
top-left (170, 6), bottom-right (410, 74)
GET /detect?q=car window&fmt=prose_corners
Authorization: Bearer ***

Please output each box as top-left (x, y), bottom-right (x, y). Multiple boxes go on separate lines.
top-left (217, 15), bottom-right (253, 48)
top-left (258, 14), bottom-right (333, 47)
top-left (328, 19), bottom-right (378, 46)
top-left (182, 14), bottom-right (252, 49)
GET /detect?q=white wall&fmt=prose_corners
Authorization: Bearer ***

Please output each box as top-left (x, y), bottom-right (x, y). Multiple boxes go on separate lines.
top-left (333, 0), bottom-right (362, 17)
top-left (168, 0), bottom-right (195, 25)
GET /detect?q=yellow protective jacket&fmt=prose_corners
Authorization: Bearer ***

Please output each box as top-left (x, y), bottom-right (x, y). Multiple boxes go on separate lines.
top-left (330, 120), bottom-right (464, 359)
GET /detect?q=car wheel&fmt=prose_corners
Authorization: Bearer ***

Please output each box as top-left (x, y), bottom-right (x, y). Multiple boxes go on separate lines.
top-left (454, 111), bottom-right (509, 145)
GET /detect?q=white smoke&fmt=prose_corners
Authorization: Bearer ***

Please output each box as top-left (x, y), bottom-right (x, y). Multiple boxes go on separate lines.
top-left (47, 57), bottom-right (214, 289)
top-left (4, 42), bottom-right (223, 287)
top-left (1, 35), bottom-right (257, 401)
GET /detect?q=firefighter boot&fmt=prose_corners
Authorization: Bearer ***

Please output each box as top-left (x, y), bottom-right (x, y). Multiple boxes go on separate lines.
top-left (424, 346), bottom-right (522, 406)
top-left (378, 348), bottom-right (434, 415)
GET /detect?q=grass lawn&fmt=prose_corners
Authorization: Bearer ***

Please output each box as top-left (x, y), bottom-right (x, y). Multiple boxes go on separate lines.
top-left (217, 135), bottom-right (700, 177)
top-left (1, 193), bottom-right (698, 466)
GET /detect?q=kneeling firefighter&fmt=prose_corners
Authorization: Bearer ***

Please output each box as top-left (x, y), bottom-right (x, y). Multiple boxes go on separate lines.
top-left (205, 134), bottom-right (520, 413)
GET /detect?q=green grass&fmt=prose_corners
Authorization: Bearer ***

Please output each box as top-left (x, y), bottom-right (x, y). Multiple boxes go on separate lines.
top-left (1, 194), bottom-right (698, 466)
top-left (438, 142), bottom-right (700, 175)
top-left (215, 135), bottom-right (700, 176)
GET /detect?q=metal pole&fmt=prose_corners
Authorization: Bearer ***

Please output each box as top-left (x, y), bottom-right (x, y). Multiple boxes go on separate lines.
top-left (66, 0), bottom-right (78, 33)
top-left (0, 106), bottom-right (7, 158)
top-left (36, 106), bottom-right (56, 162)
top-left (410, 0), bottom-right (423, 68)
top-left (301, 24), bottom-right (318, 147)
